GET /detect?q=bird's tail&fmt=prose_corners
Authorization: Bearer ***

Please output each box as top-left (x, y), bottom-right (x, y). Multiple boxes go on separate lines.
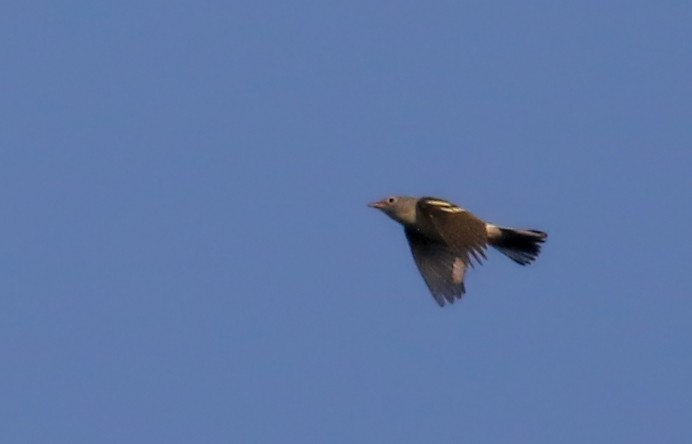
top-left (488, 226), bottom-right (547, 266)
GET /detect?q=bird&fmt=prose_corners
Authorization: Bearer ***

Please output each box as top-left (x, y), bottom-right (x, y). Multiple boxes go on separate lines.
top-left (369, 195), bottom-right (547, 306)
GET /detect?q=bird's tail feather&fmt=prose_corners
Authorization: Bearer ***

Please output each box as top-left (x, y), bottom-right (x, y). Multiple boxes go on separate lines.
top-left (490, 227), bottom-right (547, 265)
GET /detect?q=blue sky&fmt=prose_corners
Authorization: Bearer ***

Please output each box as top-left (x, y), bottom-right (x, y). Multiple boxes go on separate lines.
top-left (2, 1), bottom-right (691, 443)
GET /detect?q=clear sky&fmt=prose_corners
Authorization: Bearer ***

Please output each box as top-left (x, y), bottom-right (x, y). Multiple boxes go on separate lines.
top-left (2, 2), bottom-right (691, 443)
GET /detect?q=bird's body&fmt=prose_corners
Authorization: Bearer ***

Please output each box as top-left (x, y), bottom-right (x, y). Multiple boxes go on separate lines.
top-left (369, 196), bottom-right (547, 306)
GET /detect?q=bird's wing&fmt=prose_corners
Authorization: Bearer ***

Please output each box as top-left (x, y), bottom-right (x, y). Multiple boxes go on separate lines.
top-left (416, 197), bottom-right (489, 266)
top-left (405, 227), bottom-right (467, 306)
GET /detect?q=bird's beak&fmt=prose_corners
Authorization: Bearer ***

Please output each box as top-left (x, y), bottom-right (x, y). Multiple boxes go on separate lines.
top-left (368, 200), bottom-right (386, 209)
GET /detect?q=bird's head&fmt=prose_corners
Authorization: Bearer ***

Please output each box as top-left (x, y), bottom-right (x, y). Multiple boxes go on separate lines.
top-left (368, 195), bottom-right (418, 226)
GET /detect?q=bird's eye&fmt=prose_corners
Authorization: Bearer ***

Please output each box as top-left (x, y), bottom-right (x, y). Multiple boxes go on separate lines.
top-left (387, 197), bottom-right (396, 204)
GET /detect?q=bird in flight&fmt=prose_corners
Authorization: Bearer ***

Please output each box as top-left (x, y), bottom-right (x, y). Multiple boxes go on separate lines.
top-left (369, 196), bottom-right (547, 306)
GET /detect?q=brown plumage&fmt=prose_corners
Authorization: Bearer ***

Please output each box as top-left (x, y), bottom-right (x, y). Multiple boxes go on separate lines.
top-left (369, 196), bottom-right (547, 306)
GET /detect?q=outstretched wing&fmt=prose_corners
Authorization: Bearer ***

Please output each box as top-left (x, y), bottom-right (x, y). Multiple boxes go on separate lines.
top-left (416, 197), bottom-right (489, 266)
top-left (405, 227), bottom-right (467, 307)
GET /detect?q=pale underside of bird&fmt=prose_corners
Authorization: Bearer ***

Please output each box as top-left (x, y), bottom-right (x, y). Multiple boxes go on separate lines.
top-left (369, 195), bottom-right (547, 307)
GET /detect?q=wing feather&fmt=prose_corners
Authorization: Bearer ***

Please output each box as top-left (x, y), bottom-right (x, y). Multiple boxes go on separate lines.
top-left (416, 197), bottom-right (489, 266)
top-left (405, 228), bottom-right (466, 307)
